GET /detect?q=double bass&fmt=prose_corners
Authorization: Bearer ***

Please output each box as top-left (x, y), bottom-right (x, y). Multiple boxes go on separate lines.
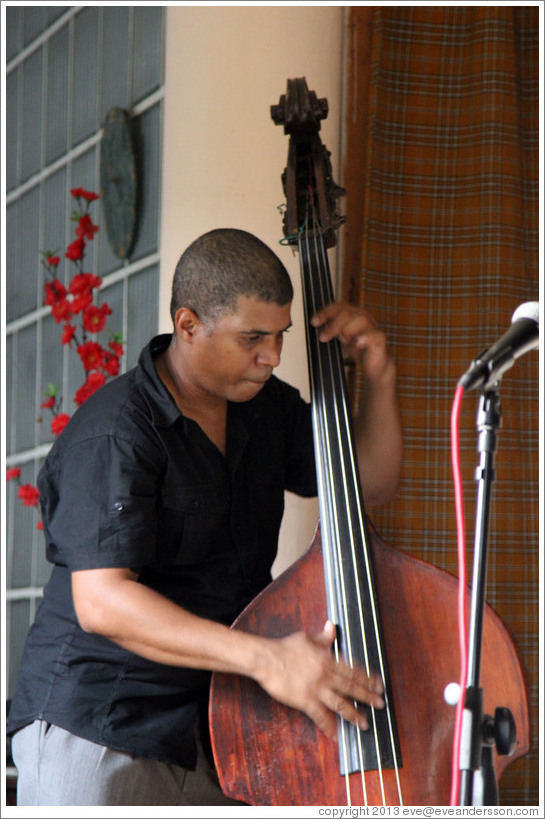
top-left (209, 78), bottom-right (529, 806)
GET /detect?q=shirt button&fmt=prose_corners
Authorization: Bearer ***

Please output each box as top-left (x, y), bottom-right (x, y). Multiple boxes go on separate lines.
top-left (113, 502), bottom-right (125, 512)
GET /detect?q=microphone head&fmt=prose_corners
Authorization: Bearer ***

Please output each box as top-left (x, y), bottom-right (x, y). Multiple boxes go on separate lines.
top-left (511, 301), bottom-right (539, 324)
top-left (458, 301), bottom-right (539, 390)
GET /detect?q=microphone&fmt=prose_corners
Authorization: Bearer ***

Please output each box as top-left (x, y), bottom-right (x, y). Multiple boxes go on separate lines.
top-left (458, 301), bottom-right (539, 391)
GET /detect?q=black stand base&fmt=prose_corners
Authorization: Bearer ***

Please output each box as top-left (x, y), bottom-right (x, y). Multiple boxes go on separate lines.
top-left (460, 704), bottom-right (516, 805)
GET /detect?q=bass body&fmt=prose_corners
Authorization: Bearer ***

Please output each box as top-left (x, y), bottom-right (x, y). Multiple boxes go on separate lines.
top-left (210, 524), bottom-right (529, 806)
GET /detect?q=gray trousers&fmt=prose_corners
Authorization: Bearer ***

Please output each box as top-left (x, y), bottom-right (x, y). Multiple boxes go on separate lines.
top-left (12, 720), bottom-right (245, 806)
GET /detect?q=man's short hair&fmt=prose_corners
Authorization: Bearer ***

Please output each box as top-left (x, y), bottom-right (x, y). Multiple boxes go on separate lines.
top-left (170, 228), bottom-right (293, 325)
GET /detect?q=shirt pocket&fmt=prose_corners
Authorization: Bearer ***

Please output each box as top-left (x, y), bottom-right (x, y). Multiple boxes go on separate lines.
top-left (157, 486), bottom-right (229, 566)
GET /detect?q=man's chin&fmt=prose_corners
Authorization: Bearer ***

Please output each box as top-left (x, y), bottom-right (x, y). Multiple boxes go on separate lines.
top-left (229, 379), bottom-right (269, 401)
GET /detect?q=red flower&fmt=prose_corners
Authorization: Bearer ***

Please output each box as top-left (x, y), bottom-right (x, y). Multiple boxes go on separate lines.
top-left (61, 324), bottom-right (77, 345)
top-left (37, 521), bottom-right (44, 531)
top-left (69, 273), bottom-right (102, 295)
top-left (71, 187), bottom-right (100, 202)
top-left (65, 237), bottom-right (85, 261)
top-left (18, 484), bottom-right (40, 507)
top-left (44, 279), bottom-right (67, 306)
top-left (47, 255), bottom-right (60, 267)
top-left (6, 467), bottom-right (21, 482)
top-left (51, 413), bottom-right (70, 436)
top-left (82, 303), bottom-right (112, 334)
top-left (76, 215), bottom-right (99, 240)
top-left (41, 396), bottom-right (56, 409)
top-left (88, 371), bottom-right (106, 391)
top-left (51, 299), bottom-right (73, 324)
top-left (108, 340), bottom-right (124, 358)
top-left (102, 354), bottom-right (120, 377)
top-left (70, 291), bottom-right (94, 315)
top-left (78, 341), bottom-right (105, 372)
top-left (74, 372), bottom-right (106, 406)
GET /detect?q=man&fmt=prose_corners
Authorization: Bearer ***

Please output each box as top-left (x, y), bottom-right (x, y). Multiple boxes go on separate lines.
top-left (7, 228), bottom-right (402, 805)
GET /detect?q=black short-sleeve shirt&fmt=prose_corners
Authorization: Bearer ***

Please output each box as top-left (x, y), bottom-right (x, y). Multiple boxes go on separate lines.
top-left (7, 335), bottom-right (317, 768)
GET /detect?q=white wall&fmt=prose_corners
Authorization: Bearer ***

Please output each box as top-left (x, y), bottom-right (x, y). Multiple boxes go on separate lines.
top-left (159, 5), bottom-right (344, 574)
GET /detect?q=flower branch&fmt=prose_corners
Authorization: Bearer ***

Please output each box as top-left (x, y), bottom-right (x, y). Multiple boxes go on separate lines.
top-left (7, 187), bottom-right (124, 526)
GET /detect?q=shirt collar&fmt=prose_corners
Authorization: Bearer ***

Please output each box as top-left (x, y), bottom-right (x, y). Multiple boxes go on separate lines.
top-left (137, 334), bottom-right (183, 428)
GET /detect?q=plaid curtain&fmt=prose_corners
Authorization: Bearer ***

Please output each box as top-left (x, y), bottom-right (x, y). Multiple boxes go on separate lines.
top-left (342, 6), bottom-right (539, 806)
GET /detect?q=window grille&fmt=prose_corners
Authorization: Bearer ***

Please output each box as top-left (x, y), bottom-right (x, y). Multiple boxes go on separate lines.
top-left (4, 5), bottom-right (165, 698)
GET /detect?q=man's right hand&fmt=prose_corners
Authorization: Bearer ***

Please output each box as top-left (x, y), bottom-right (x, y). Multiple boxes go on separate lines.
top-left (253, 620), bottom-right (385, 741)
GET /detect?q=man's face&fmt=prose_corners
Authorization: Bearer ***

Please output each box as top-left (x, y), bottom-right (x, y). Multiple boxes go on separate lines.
top-left (187, 296), bottom-right (293, 402)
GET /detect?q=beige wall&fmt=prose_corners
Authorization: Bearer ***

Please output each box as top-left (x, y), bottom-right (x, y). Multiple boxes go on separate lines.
top-left (159, 5), bottom-right (345, 574)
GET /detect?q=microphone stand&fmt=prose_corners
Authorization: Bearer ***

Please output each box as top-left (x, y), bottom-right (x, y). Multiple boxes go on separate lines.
top-left (458, 383), bottom-right (517, 806)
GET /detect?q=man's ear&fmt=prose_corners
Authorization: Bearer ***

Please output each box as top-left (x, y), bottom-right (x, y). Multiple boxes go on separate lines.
top-left (173, 307), bottom-right (201, 341)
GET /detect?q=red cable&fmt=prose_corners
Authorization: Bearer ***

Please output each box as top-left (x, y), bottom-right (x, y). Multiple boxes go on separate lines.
top-left (449, 384), bottom-right (469, 806)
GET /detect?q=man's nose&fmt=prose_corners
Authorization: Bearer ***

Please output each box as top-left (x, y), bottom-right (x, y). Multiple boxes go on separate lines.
top-left (257, 337), bottom-right (282, 368)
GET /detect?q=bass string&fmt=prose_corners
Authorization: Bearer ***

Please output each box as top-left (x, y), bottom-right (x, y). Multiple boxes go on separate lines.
top-left (298, 205), bottom-right (403, 806)
top-left (307, 231), bottom-right (372, 807)
top-left (298, 226), bottom-right (354, 805)
top-left (312, 226), bottom-right (403, 806)
top-left (300, 223), bottom-right (373, 805)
